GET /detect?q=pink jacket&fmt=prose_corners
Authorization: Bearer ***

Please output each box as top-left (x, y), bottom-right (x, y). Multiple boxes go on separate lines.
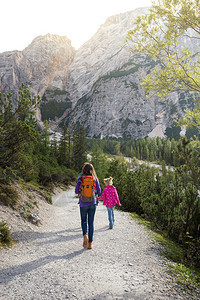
top-left (98, 185), bottom-right (121, 207)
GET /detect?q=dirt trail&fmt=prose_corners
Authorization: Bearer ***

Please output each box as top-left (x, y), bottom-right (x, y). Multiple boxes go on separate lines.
top-left (0, 188), bottom-right (191, 299)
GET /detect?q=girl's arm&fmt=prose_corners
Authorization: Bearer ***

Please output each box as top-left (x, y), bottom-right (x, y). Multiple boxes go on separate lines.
top-left (98, 188), bottom-right (106, 201)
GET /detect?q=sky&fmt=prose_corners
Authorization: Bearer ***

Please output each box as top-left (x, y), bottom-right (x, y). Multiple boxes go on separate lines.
top-left (1, 0), bottom-right (152, 53)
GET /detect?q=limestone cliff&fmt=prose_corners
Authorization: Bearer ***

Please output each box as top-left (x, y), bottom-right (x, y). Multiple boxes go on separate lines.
top-left (0, 34), bottom-right (75, 97)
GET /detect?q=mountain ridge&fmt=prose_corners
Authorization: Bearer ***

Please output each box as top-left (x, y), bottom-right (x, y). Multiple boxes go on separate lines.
top-left (0, 7), bottom-right (198, 139)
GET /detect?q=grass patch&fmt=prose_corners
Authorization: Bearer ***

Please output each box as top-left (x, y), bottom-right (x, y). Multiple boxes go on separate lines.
top-left (130, 212), bottom-right (200, 296)
top-left (152, 231), bottom-right (185, 263)
top-left (168, 263), bottom-right (200, 293)
top-left (130, 212), bottom-right (151, 226)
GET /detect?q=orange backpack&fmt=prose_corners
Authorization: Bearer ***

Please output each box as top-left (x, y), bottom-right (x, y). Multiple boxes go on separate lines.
top-left (80, 176), bottom-right (96, 203)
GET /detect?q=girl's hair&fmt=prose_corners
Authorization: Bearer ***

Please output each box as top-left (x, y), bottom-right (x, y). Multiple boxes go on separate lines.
top-left (81, 162), bottom-right (97, 178)
top-left (104, 177), bottom-right (113, 185)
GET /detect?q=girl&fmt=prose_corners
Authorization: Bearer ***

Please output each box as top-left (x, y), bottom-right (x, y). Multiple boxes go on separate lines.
top-left (75, 162), bottom-right (101, 249)
top-left (99, 177), bottom-right (121, 229)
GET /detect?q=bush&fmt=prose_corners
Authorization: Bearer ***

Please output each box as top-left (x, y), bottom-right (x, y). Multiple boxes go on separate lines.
top-left (38, 156), bottom-right (77, 186)
top-left (0, 222), bottom-right (12, 246)
top-left (0, 184), bottom-right (18, 207)
top-left (109, 160), bottom-right (200, 248)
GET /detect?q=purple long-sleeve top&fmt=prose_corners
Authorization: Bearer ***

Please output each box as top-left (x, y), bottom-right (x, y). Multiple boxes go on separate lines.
top-left (75, 177), bottom-right (101, 207)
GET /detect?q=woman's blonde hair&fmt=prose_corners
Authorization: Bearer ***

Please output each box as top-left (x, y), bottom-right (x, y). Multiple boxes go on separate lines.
top-left (104, 177), bottom-right (113, 185)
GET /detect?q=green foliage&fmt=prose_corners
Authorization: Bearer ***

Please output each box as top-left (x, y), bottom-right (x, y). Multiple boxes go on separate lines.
top-left (40, 99), bottom-right (71, 121)
top-left (176, 137), bottom-right (200, 188)
top-left (90, 143), bottom-right (110, 187)
top-left (165, 126), bottom-right (181, 140)
top-left (0, 222), bottom-right (12, 246)
top-left (126, 0), bottom-right (200, 98)
top-left (126, 0), bottom-right (200, 135)
top-left (0, 184), bottom-right (18, 207)
top-left (171, 263), bottom-right (200, 292)
top-left (57, 125), bottom-right (71, 167)
top-left (105, 155), bottom-right (200, 269)
top-left (38, 156), bottom-right (76, 186)
top-left (0, 84), bottom-right (40, 182)
top-left (0, 86), bottom-right (82, 191)
top-left (72, 124), bottom-right (87, 171)
top-left (178, 97), bottom-right (200, 132)
top-left (88, 136), bottom-right (183, 166)
top-left (88, 136), bottom-right (200, 269)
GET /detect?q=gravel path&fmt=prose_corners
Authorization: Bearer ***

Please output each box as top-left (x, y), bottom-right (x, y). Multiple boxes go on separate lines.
top-left (0, 188), bottom-right (192, 299)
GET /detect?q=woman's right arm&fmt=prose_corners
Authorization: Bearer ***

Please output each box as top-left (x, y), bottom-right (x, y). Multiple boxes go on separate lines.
top-left (75, 178), bottom-right (82, 194)
top-left (95, 178), bottom-right (101, 195)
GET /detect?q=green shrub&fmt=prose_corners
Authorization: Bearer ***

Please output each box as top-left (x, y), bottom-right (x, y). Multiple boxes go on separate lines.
top-left (38, 156), bottom-right (76, 186)
top-left (108, 160), bottom-right (200, 268)
top-left (0, 222), bottom-right (12, 246)
top-left (0, 184), bottom-right (18, 207)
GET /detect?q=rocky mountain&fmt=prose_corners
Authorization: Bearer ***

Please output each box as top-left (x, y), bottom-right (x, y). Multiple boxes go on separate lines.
top-left (0, 7), bottom-right (198, 139)
top-left (0, 34), bottom-right (74, 96)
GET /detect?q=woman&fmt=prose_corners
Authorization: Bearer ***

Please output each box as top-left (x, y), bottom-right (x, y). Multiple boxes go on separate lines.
top-left (75, 162), bottom-right (101, 249)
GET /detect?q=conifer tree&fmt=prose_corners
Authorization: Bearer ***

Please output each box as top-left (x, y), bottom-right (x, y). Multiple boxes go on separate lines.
top-left (90, 142), bottom-right (109, 185)
top-left (144, 145), bottom-right (150, 161)
top-left (163, 139), bottom-right (172, 165)
top-left (50, 132), bottom-right (58, 159)
top-left (0, 84), bottom-right (40, 181)
top-left (72, 124), bottom-right (87, 171)
top-left (58, 125), bottom-right (70, 167)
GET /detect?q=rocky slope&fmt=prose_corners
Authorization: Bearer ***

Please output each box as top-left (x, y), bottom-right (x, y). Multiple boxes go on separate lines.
top-left (0, 8), bottom-right (199, 138)
top-left (0, 34), bottom-right (74, 98)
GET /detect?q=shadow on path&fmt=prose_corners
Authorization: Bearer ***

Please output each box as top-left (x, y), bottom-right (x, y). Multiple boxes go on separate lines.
top-left (12, 225), bottom-right (109, 245)
top-left (0, 249), bottom-right (85, 284)
top-left (12, 227), bottom-right (81, 243)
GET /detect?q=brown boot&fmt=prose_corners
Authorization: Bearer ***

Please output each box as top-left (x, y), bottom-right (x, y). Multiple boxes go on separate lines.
top-left (83, 234), bottom-right (88, 248)
top-left (88, 242), bottom-right (93, 249)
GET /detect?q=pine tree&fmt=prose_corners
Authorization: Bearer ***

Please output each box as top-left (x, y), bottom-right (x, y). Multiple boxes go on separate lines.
top-left (90, 142), bottom-right (109, 185)
top-left (50, 132), bottom-right (58, 159)
top-left (72, 124), bottom-right (87, 171)
top-left (58, 125), bottom-right (70, 167)
top-left (0, 84), bottom-right (40, 182)
top-left (163, 139), bottom-right (172, 165)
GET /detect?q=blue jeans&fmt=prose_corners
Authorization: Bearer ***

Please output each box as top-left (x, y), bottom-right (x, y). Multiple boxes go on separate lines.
top-left (107, 206), bottom-right (115, 228)
top-left (80, 204), bottom-right (96, 242)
